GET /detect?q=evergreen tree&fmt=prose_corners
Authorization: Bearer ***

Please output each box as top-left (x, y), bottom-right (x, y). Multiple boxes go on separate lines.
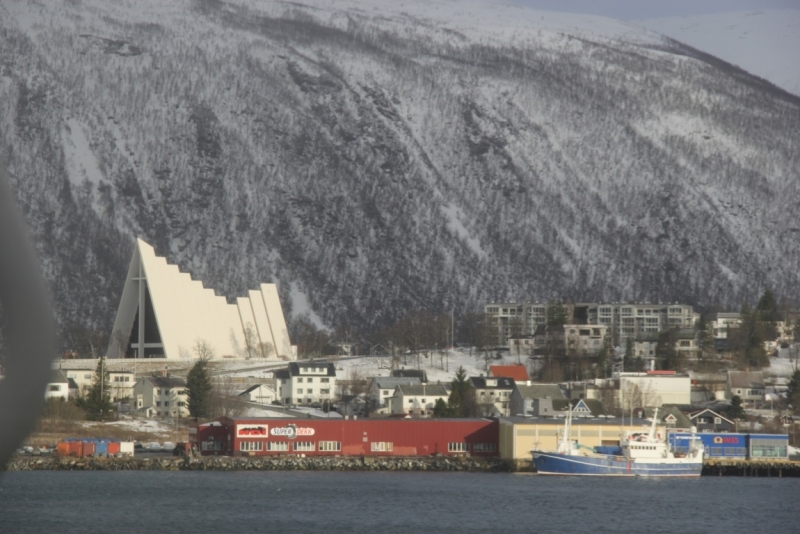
top-left (78, 357), bottom-right (113, 420)
top-left (186, 360), bottom-right (212, 421)
top-left (655, 329), bottom-right (682, 371)
top-left (447, 366), bottom-right (477, 417)
top-left (432, 398), bottom-right (450, 417)
top-left (756, 289), bottom-right (780, 323)
top-left (623, 336), bottom-right (634, 372)
top-left (734, 303), bottom-right (769, 368)
top-left (788, 370), bottom-right (800, 413)
top-left (727, 395), bottom-right (746, 420)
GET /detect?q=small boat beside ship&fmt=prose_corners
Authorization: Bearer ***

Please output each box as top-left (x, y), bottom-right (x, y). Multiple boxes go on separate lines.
top-left (531, 407), bottom-right (703, 477)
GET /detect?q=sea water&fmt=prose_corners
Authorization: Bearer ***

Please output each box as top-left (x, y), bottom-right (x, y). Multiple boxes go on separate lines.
top-left (0, 471), bottom-right (796, 533)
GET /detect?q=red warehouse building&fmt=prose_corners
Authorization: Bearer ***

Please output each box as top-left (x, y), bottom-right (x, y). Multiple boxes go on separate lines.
top-left (191, 418), bottom-right (499, 458)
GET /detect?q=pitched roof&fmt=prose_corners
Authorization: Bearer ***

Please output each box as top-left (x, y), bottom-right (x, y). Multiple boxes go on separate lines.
top-left (514, 384), bottom-right (565, 400)
top-left (274, 369), bottom-right (290, 379)
top-left (371, 377), bottom-right (421, 389)
top-left (687, 408), bottom-right (734, 426)
top-left (553, 398), bottom-right (605, 416)
top-left (728, 371), bottom-right (765, 389)
top-left (470, 376), bottom-right (515, 390)
top-left (395, 384), bottom-right (448, 397)
top-left (143, 375), bottom-right (187, 388)
top-left (239, 384), bottom-right (275, 396)
top-left (49, 369), bottom-right (69, 384)
top-left (490, 365), bottom-right (530, 382)
top-left (645, 405), bottom-right (692, 428)
top-left (391, 369), bottom-right (428, 381)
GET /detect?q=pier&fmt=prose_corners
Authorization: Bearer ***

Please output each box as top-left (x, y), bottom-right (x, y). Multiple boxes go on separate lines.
top-left (703, 459), bottom-right (800, 477)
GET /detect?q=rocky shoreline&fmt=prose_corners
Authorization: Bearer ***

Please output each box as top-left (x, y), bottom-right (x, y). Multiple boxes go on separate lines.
top-left (5, 455), bottom-right (515, 472)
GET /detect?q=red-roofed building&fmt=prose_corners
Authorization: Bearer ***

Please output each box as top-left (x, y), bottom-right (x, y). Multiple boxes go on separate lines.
top-left (490, 365), bottom-right (530, 385)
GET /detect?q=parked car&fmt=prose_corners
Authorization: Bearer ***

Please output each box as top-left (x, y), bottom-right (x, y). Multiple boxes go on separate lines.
top-left (310, 402), bottom-right (322, 409)
top-left (147, 442), bottom-right (162, 452)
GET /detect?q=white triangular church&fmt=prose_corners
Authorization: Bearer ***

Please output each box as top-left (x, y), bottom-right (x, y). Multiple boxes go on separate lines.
top-left (107, 238), bottom-right (294, 361)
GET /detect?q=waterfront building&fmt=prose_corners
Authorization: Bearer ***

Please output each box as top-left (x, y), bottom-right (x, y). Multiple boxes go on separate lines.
top-left (192, 418), bottom-right (499, 457)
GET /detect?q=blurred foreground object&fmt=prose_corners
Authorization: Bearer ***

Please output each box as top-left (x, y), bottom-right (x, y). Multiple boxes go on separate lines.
top-left (0, 160), bottom-right (57, 469)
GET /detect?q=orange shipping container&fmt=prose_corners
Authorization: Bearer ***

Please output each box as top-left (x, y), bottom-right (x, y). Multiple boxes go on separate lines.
top-left (68, 441), bottom-right (82, 457)
top-left (108, 442), bottom-right (121, 456)
top-left (57, 442), bottom-right (70, 458)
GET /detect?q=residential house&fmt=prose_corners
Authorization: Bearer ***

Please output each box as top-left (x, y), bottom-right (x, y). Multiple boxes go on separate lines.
top-left (509, 383), bottom-right (565, 417)
top-left (45, 370), bottom-right (70, 401)
top-left (108, 370), bottom-right (135, 401)
top-left (337, 394), bottom-right (367, 417)
top-left (64, 366), bottom-right (96, 397)
top-left (238, 384), bottom-right (277, 405)
top-left (133, 374), bottom-right (188, 418)
top-left (689, 372), bottom-right (728, 403)
top-left (470, 376), bottom-right (515, 416)
top-left (390, 384), bottom-right (448, 417)
top-left (368, 377), bottom-right (421, 415)
top-left (275, 361), bottom-right (337, 405)
top-left (490, 365), bottom-right (531, 385)
top-left (532, 324), bottom-right (608, 357)
top-left (727, 371), bottom-right (765, 407)
top-left (687, 408), bottom-right (736, 433)
top-left (711, 312), bottom-right (741, 339)
top-left (643, 406), bottom-right (693, 431)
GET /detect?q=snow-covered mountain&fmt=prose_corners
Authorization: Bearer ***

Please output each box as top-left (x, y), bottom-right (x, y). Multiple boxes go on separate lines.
top-left (639, 10), bottom-right (800, 96)
top-left (1, 0), bottom-right (799, 347)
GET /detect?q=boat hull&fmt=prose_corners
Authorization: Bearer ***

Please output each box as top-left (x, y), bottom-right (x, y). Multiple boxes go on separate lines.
top-left (532, 451), bottom-right (702, 477)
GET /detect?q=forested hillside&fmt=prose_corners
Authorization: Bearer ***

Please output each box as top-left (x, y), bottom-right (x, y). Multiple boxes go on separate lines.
top-left (1, 0), bottom-right (798, 348)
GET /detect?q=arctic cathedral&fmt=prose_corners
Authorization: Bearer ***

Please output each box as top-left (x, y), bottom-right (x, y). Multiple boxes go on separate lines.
top-left (106, 238), bottom-right (295, 361)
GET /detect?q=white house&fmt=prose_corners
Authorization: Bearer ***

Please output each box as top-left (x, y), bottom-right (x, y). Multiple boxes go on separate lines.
top-left (617, 371), bottom-right (691, 409)
top-left (45, 370), bottom-right (71, 401)
top-left (469, 376), bottom-right (515, 416)
top-left (133, 373), bottom-right (188, 418)
top-left (711, 312), bottom-right (742, 339)
top-left (108, 370), bottom-right (135, 401)
top-left (390, 384), bottom-right (449, 417)
top-left (275, 361), bottom-right (336, 405)
top-left (368, 377), bottom-right (421, 414)
top-left (727, 370), bottom-right (765, 407)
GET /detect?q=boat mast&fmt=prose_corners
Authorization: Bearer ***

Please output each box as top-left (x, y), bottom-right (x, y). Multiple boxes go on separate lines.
top-left (648, 406), bottom-right (659, 441)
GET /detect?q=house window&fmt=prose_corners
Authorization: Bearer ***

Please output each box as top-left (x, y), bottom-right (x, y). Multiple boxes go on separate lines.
top-left (306, 378), bottom-right (314, 384)
top-left (156, 402), bottom-right (161, 407)
top-left (267, 442), bottom-right (289, 451)
top-left (371, 442), bottom-right (393, 452)
top-left (297, 378), bottom-right (303, 383)
top-left (473, 443), bottom-right (496, 453)
top-left (321, 378), bottom-right (329, 383)
top-left (714, 417), bottom-right (722, 424)
top-left (164, 401), bottom-right (169, 407)
top-left (178, 402), bottom-right (185, 407)
top-left (294, 442), bottom-right (315, 452)
top-left (49, 385), bottom-right (61, 392)
top-left (320, 389), bottom-right (330, 395)
top-left (240, 442), bottom-right (263, 452)
top-left (85, 374), bottom-right (92, 379)
top-left (448, 443), bottom-right (469, 453)
top-left (319, 441), bottom-right (341, 452)
top-left (157, 390), bottom-right (161, 395)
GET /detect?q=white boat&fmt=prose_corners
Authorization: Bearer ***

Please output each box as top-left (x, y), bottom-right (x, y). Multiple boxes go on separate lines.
top-left (531, 407), bottom-right (703, 477)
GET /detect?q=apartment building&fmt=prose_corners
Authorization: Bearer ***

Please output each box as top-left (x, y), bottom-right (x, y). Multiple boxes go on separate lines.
top-left (485, 301), bottom-right (695, 346)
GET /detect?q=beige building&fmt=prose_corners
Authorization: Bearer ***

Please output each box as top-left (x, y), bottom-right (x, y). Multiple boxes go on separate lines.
top-left (108, 239), bottom-right (294, 361)
top-left (499, 417), bottom-right (666, 461)
top-left (390, 384), bottom-right (448, 416)
top-left (133, 374), bottom-right (189, 418)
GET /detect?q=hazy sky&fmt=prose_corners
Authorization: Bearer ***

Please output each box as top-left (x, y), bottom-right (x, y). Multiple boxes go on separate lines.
top-left (509, 0), bottom-right (800, 20)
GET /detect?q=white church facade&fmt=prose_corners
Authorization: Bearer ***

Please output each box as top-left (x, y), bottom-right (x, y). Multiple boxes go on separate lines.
top-left (107, 239), bottom-right (295, 361)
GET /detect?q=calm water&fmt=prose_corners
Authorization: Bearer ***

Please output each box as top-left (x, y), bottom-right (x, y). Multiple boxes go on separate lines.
top-left (0, 471), bottom-right (796, 533)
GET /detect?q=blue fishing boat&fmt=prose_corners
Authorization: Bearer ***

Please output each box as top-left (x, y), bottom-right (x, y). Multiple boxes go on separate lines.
top-left (531, 407), bottom-right (703, 477)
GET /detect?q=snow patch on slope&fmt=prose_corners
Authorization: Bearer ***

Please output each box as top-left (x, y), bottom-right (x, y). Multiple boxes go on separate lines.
top-left (61, 118), bottom-right (106, 217)
top-left (289, 282), bottom-right (327, 329)
top-left (638, 10), bottom-right (800, 96)
top-left (442, 203), bottom-right (487, 259)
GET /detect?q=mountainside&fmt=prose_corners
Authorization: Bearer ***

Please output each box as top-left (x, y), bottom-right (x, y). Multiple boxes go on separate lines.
top-left (1, 0), bottom-right (799, 346)
top-left (639, 9), bottom-right (800, 97)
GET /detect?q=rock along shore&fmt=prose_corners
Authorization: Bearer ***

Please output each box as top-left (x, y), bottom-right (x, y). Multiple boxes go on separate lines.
top-left (5, 455), bottom-right (513, 473)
